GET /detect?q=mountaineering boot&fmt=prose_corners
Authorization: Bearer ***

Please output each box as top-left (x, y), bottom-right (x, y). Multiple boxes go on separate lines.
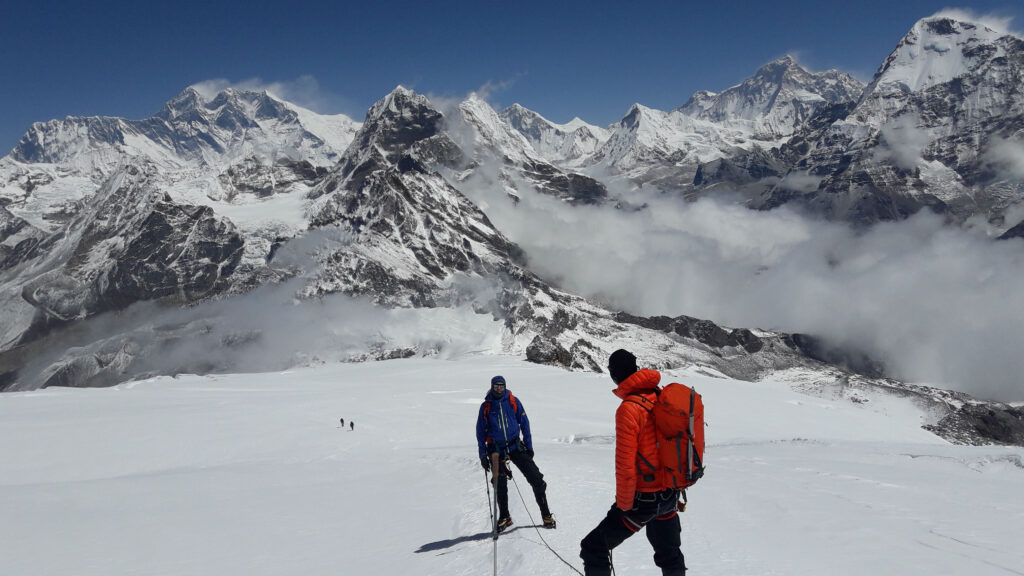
top-left (542, 514), bottom-right (556, 529)
top-left (496, 516), bottom-right (513, 533)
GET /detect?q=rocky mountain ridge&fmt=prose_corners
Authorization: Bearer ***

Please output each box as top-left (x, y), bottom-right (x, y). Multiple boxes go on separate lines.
top-left (693, 16), bottom-right (1024, 227)
top-left (1, 15), bottom-right (1022, 446)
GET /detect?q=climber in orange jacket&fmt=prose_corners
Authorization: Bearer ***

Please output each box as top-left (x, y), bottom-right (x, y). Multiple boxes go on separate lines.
top-left (579, 349), bottom-right (686, 576)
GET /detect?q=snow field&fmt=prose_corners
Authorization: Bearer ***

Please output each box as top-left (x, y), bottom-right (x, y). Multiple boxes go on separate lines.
top-left (1, 355), bottom-right (1022, 575)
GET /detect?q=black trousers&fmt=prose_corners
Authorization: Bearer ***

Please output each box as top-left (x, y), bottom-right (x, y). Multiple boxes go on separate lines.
top-left (579, 489), bottom-right (686, 576)
top-left (493, 450), bottom-right (550, 519)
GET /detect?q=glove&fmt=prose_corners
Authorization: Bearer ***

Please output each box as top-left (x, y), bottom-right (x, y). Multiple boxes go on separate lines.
top-left (481, 456), bottom-right (490, 471)
top-left (525, 449), bottom-right (535, 458)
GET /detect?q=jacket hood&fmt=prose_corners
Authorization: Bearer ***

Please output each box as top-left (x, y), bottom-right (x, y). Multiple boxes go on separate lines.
top-left (613, 368), bottom-right (661, 399)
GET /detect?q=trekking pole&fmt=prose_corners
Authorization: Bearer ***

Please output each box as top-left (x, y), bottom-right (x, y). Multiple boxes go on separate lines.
top-left (491, 452), bottom-right (500, 576)
top-left (490, 453), bottom-right (500, 538)
top-left (484, 470), bottom-right (495, 529)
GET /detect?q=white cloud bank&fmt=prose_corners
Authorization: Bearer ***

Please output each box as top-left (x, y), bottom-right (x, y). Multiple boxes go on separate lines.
top-left (457, 172), bottom-right (1024, 403)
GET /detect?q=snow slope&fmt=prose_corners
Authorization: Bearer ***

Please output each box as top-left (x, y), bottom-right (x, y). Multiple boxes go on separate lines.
top-left (2, 355), bottom-right (1021, 576)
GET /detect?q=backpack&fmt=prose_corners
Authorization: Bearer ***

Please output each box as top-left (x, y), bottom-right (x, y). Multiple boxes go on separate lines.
top-left (640, 383), bottom-right (706, 490)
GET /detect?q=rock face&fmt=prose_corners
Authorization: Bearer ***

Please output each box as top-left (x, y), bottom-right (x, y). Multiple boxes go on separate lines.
top-left (1, 31), bottom-right (1022, 446)
top-left (303, 88), bottom-right (527, 306)
top-left (499, 103), bottom-right (611, 167)
top-left (11, 87), bottom-right (358, 171)
top-left (2, 162), bottom-right (243, 350)
top-left (497, 16), bottom-right (1024, 231)
top-left (0, 86), bottom-right (823, 394)
top-left (563, 57), bottom-right (864, 192)
top-left (675, 55), bottom-right (864, 142)
top-left (743, 17), bottom-right (1024, 226)
top-left (926, 403), bottom-right (1024, 446)
top-left (455, 95), bottom-right (610, 205)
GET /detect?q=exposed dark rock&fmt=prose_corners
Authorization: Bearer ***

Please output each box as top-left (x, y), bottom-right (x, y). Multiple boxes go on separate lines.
top-left (789, 333), bottom-right (886, 378)
top-left (526, 335), bottom-right (572, 367)
top-left (569, 338), bottom-right (603, 372)
top-left (101, 201), bottom-right (244, 310)
top-left (613, 312), bottom-right (765, 353)
top-left (693, 148), bottom-right (787, 191)
top-left (998, 219), bottom-right (1024, 240)
top-left (925, 403), bottom-right (1024, 446)
top-left (218, 157), bottom-right (327, 199)
top-left (1, 237), bottom-right (41, 271)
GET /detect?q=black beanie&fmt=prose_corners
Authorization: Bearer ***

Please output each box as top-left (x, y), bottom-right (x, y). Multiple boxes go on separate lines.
top-left (608, 349), bottom-right (638, 384)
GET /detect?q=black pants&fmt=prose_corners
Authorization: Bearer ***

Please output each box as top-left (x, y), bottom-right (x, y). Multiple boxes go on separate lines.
top-left (579, 489), bottom-right (686, 576)
top-left (493, 450), bottom-right (550, 519)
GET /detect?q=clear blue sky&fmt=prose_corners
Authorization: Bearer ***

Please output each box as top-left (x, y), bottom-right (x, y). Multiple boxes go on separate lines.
top-left (3, 0), bottom-right (1023, 153)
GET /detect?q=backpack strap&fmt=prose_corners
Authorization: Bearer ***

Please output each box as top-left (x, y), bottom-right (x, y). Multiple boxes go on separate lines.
top-left (485, 394), bottom-right (518, 416)
top-left (625, 393), bottom-right (656, 412)
top-left (626, 392), bottom-right (659, 476)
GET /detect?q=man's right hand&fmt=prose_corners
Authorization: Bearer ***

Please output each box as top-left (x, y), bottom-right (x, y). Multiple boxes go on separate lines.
top-left (481, 456), bottom-right (490, 471)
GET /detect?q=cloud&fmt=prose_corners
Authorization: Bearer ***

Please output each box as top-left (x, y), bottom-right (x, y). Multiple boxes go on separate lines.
top-left (984, 136), bottom-right (1024, 181)
top-left (426, 77), bottom-right (525, 120)
top-left (777, 171), bottom-right (823, 193)
top-left (874, 113), bottom-right (930, 170)
top-left (455, 170), bottom-right (1024, 403)
top-left (471, 78), bottom-right (520, 103)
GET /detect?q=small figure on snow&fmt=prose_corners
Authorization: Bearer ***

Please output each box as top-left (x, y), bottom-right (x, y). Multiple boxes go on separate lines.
top-left (476, 375), bottom-right (555, 533)
top-left (340, 417), bottom-right (345, 428)
top-left (350, 421), bottom-right (355, 431)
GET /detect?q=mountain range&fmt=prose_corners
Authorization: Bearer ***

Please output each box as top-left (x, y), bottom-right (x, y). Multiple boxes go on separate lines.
top-left (1, 14), bottom-right (1021, 445)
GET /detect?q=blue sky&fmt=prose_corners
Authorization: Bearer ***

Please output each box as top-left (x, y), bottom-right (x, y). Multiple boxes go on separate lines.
top-left (3, 0), bottom-right (1023, 153)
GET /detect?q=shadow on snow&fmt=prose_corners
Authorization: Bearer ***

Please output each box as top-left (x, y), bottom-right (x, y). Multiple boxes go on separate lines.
top-left (415, 525), bottom-right (543, 553)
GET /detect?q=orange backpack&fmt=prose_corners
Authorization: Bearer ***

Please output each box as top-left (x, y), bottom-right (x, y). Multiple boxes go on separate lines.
top-left (651, 383), bottom-right (705, 490)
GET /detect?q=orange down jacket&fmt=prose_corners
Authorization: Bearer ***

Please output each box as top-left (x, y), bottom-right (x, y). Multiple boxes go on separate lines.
top-left (612, 368), bottom-right (664, 510)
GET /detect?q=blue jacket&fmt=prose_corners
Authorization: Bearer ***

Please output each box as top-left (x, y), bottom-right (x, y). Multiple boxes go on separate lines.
top-left (476, 389), bottom-right (533, 458)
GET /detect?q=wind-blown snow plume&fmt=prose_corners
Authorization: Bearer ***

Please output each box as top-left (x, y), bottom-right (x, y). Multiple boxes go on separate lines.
top-left (190, 76), bottom-right (358, 117)
top-left (930, 8), bottom-right (1018, 35)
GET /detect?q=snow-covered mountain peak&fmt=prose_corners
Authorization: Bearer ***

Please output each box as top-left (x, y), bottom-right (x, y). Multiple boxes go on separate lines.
top-left (754, 54), bottom-right (802, 79)
top-left (360, 87), bottom-right (440, 135)
top-left (620, 103), bottom-right (661, 130)
top-left (157, 86), bottom-right (282, 123)
top-left (677, 56), bottom-right (863, 123)
top-left (498, 104), bottom-right (611, 167)
top-left (872, 15), bottom-right (1018, 94)
top-left (455, 96), bottom-right (541, 166)
top-left (159, 87), bottom-right (205, 120)
top-left (645, 56), bottom-right (865, 156)
top-left (742, 13), bottom-right (1024, 225)
top-left (9, 85), bottom-right (360, 170)
top-left (372, 85), bottom-right (425, 115)
top-left (503, 102), bottom-right (531, 116)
